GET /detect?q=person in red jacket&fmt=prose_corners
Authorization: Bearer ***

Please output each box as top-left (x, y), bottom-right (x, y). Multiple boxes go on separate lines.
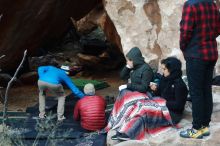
top-left (74, 83), bottom-right (106, 131)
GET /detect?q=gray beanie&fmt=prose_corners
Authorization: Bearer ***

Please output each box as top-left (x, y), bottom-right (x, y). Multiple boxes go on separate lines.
top-left (84, 83), bottom-right (95, 96)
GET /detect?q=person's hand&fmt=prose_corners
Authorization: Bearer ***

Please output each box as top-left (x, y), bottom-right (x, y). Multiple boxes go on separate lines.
top-left (126, 64), bottom-right (132, 69)
top-left (119, 84), bottom-right (127, 91)
top-left (149, 82), bottom-right (157, 91)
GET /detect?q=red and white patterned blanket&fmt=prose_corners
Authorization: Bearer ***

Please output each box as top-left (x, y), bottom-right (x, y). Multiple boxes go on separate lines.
top-left (104, 91), bottom-right (173, 140)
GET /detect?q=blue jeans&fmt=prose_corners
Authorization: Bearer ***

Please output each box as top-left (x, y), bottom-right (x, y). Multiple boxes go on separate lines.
top-left (186, 58), bottom-right (216, 129)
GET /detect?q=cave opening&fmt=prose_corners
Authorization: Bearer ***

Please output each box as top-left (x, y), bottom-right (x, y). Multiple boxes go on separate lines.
top-left (28, 4), bottom-right (126, 82)
top-left (29, 21), bottom-right (126, 82)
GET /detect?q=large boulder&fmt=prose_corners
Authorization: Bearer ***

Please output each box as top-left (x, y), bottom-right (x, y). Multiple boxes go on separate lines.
top-left (1, 0), bottom-right (220, 74)
top-left (104, 0), bottom-right (185, 69)
top-left (104, 0), bottom-right (220, 71)
top-left (0, 0), bottom-right (101, 72)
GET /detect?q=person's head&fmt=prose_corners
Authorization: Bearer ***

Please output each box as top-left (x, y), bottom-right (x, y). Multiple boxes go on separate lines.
top-left (160, 57), bottom-right (182, 77)
top-left (84, 83), bottom-right (95, 96)
top-left (126, 47), bottom-right (145, 67)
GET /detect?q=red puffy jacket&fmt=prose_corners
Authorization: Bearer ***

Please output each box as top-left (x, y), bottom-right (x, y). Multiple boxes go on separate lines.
top-left (74, 95), bottom-right (106, 131)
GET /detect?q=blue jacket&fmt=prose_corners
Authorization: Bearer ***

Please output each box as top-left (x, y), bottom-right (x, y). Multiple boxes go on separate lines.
top-left (38, 66), bottom-right (84, 98)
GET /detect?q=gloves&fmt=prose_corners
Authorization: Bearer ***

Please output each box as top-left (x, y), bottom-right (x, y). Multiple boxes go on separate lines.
top-left (119, 84), bottom-right (127, 91)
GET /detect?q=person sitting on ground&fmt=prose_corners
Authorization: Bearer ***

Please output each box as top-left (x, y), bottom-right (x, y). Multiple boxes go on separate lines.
top-left (74, 83), bottom-right (106, 131)
top-left (150, 57), bottom-right (188, 124)
top-left (38, 65), bottom-right (84, 121)
top-left (105, 57), bottom-right (187, 141)
top-left (119, 47), bottom-right (154, 95)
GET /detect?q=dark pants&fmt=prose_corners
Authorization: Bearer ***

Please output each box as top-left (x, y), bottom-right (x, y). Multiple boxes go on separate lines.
top-left (186, 58), bottom-right (216, 129)
top-left (169, 111), bottom-right (182, 125)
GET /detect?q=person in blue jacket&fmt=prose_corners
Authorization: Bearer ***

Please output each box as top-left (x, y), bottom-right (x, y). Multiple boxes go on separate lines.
top-left (38, 65), bottom-right (84, 121)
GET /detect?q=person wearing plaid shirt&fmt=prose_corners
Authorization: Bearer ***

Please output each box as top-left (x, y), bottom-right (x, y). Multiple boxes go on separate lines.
top-left (179, 0), bottom-right (220, 139)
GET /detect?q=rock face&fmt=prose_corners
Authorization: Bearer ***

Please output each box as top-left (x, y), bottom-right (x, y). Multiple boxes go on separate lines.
top-left (1, 0), bottom-right (220, 73)
top-left (0, 0), bottom-right (101, 72)
top-left (104, 0), bottom-right (220, 70)
top-left (1, 0), bottom-right (219, 74)
top-left (104, 0), bottom-right (185, 68)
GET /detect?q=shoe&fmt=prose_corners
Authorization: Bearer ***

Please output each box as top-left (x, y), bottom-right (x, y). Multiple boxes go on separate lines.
top-left (111, 132), bottom-right (120, 140)
top-left (39, 112), bottom-right (46, 119)
top-left (180, 128), bottom-right (203, 139)
top-left (201, 126), bottom-right (210, 136)
top-left (117, 133), bottom-right (130, 141)
top-left (58, 115), bottom-right (66, 121)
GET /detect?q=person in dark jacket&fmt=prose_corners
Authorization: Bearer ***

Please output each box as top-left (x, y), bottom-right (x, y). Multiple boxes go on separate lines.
top-left (74, 83), bottom-right (106, 131)
top-left (179, 0), bottom-right (220, 139)
top-left (150, 57), bottom-right (188, 124)
top-left (119, 47), bottom-right (154, 93)
top-left (38, 66), bottom-right (84, 121)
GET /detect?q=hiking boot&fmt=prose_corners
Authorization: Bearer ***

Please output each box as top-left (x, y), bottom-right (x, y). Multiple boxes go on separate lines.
top-left (111, 132), bottom-right (130, 141)
top-left (117, 133), bottom-right (130, 141)
top-left (201, 126), bottom-right (210, 136)
top-left (180, 128), bottom-right (203, 139)
top-left (111, 132), bottom-right (120, 140)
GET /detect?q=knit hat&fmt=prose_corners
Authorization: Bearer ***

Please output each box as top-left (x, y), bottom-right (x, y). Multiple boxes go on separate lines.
top-left (84, 83), bottom-right (95, 96)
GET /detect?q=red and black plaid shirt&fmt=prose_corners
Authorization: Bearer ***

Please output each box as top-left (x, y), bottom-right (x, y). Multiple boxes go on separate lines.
top-left (180, 0), bottom-right (220, 61)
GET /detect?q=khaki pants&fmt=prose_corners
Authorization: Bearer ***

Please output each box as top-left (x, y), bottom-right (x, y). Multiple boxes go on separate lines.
top-left (38, 80), bottom-right (65, 119)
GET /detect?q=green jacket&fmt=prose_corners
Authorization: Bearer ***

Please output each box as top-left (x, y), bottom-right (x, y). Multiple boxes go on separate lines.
top-left (120, 47), bottom-right (153, 93)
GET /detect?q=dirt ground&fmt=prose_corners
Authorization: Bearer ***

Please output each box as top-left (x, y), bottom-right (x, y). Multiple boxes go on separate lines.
top-left (0, 70), bottom-right (124, 112)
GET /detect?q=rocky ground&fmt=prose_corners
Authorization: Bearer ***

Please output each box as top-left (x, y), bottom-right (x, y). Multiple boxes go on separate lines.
top-left (0, 72), bottom-right (220, 146)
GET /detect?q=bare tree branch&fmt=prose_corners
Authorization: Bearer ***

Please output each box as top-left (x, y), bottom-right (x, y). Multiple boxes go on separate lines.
top-left (2, 50), bottom-right (27, 126)
top-left (0, 55), bottom-right (5, 60)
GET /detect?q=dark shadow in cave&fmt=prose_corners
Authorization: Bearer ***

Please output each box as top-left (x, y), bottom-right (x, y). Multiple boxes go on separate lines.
top-left (29, 20), bottom-right (126, 77)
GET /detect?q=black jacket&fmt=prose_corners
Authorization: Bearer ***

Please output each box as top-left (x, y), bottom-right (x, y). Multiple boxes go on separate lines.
top-left (157, 71), bottom-right (188, 124)
top-left (120, 47), bottom-right (153, 93)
